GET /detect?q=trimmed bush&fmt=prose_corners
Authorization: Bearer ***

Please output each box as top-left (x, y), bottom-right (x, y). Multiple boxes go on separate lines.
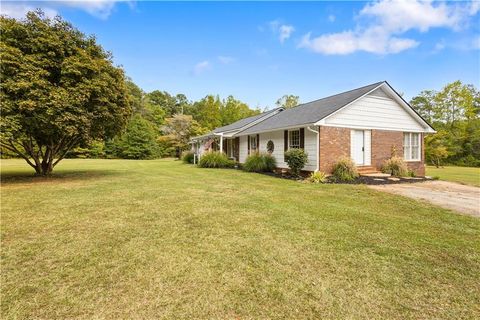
top-left (284, 149), bottom-right (308, 176)
top-left (307, 171), bottom-right (327, 183)
top-left (182, 151), bottom-right (195, 164)
top-left (332, 157), bottom-right (359, 182)
top-left (243, 152), bottom-right (277, 172)
top-left (198, 151), bottom-right (235, 168)
top-left (382, 156), bottom-right (408, 177)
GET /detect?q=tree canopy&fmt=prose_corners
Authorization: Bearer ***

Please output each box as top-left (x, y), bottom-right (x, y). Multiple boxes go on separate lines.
top-left (410, 80), bottom-right (480, 167)
top-left (276, 94), bottom-right (300, 109)
top-left (0, 11), bottom-right (131, 174)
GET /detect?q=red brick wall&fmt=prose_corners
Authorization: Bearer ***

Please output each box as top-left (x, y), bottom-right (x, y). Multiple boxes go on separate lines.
top-left (371, 130), bottom-right (425, 176)
top-left (318, 126), bottom-right (351, 173)
top-left (318, 126), bottom-right (425, 176)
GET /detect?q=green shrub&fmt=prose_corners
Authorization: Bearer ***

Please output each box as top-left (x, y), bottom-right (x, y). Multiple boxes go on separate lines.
top-left (243, 152), bottom-right (277, 172)
top-left (382, 156), bottom-right (408, 177)
top-left (182, 151), bottom-right (195, 164)
top-left (307, 171), bottom-right (327, 183)
top-left (198, 151), bottom-right (235, 168)
top-left (407, 170), bottom-right (416, 177)
top-left (332, 157), bottom-right (359, 182)
top-left (284, 149), bottom-right (308, 176)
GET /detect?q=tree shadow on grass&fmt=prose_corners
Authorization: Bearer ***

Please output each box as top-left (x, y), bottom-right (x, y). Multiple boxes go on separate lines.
top-left (0, 169), bottom-right (123, 186)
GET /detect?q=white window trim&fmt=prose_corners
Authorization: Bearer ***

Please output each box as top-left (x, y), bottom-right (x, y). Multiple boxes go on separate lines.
top-left (288, 129), bottom-right (300, 150)
top-left (403, 132), bottom-right (421, 162)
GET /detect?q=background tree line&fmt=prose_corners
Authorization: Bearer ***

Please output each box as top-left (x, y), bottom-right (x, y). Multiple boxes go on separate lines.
top-left (73, 81), bottom-right (265, 159)
top-left (410, 80), bottom-right (480, 167)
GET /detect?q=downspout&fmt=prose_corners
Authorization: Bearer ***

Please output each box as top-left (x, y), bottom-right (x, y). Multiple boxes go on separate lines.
top-left (307, 126), bottom-right (319, 172)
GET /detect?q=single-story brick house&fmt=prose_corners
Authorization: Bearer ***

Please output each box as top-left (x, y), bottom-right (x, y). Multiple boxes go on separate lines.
top-left (190, 81), bottom-right (435, 175)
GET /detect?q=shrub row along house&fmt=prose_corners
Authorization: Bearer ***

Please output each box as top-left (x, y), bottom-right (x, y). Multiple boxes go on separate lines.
top-left (190, 81), bottom-right (435, 175)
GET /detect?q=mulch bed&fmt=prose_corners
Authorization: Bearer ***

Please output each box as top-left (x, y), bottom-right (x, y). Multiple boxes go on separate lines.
top-left (260, 171), bottom-right (432, 185)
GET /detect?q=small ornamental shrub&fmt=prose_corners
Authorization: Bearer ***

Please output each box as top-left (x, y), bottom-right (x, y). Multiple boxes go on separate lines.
top-left (284, 149), bottom-right (308, 176)
top-left (382, 156), bottom-right (408, 177)
top-left (243, 152), bottom-right (277, 172)
top-left (407, 170), bottom-right (417, 177)
top-left (307, 171), bottom-right (327, 183)
top-left (332, 157), bottom-right (359, 182)
top-left (198, 151), bottom-right (235, 168)
top-left (182, 151), bottom-right (195, 164)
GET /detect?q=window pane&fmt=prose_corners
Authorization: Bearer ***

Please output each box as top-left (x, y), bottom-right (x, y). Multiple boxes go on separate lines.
top-left (289, 130), bottom-right (300, 149)
top-left (412, 133), bottom-right (419, 146)
top-left (403, 133), bottom-right (410, 160)
top-left (412, 146), bottom-right (419, 160)
top-left (403, 133), bottom-right (409, 146)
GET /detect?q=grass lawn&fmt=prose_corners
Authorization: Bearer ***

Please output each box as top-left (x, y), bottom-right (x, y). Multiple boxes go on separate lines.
top-left (1, 159), bottom-right (479, 319)
top-left (426, 165), bottom-right (480, 187)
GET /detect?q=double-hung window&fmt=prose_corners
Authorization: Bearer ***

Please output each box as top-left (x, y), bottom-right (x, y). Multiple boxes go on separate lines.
top-left (403, 132), bottom-right (421, 161)
top-left (250, 135), bottom-right (257, 151)
top-left (289, 130), bottom-right (300, 149)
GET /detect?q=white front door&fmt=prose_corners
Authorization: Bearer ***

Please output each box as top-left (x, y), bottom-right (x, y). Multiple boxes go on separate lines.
top-left (353, 130), bottom-right (365, 165)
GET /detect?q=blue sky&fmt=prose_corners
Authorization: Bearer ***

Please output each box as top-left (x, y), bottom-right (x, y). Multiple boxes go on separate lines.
top-left (3, 1), bottom-right (480, 109)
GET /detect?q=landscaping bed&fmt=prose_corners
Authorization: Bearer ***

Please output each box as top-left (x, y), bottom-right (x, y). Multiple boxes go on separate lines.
top-left (261, 170), bottom-right (432, 185)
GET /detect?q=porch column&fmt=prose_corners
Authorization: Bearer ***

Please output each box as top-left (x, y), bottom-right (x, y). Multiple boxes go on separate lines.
top-left (219, 134), bottom-right (223, 153)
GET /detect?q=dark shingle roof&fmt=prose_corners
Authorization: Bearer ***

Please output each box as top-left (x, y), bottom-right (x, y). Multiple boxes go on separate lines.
top-left (238, 81), bottom-right (384, 135)
top-left (212, 108), bottom-right (280, 133)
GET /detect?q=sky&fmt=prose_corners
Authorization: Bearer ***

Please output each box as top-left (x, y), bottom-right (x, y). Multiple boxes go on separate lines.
top-left (2, 0), bottom-right (480, 109)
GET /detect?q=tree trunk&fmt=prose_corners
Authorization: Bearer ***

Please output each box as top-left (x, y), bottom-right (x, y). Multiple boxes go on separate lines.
top-left (1, 136), bottom-right (79, 175)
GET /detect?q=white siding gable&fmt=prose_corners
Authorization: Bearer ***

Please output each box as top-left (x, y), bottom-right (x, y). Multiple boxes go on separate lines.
top-left (323, 89), bottom-right (425, 132)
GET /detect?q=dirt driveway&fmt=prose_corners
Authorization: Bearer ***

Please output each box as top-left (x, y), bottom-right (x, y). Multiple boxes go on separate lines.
top-left (369, 181), bottom-right (480, 217)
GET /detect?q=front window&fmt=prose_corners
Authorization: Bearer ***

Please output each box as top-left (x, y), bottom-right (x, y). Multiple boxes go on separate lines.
top-left (403, 132), bottom-right (421, 161)
top-left (250, 135), bottom-right (257, 151)
top-left (289, 130), bottom-right (300, 149)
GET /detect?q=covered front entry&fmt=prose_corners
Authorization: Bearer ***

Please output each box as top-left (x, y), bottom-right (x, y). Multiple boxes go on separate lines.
top-left (222, 137), bottom-right (240, 161)
top-left (350, 129), bottom-right (371, 166)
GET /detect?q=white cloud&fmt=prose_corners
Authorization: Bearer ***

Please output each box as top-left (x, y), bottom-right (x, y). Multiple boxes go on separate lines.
top-left (0, 2), bottom-right (58, 20)
top-left (0, 1), bottom-right (132, 20)
top-left (61, 0), bottom-right (124, 19)
top-left (299, 0), bottom-right (480, 55)
top-left (193, 60), bottom-right (211, 75)
top-left (279, 24), bottom-right (294, 43)
top-left (218, 56), bottom-right (235, 64)
top-left (328, 14), bottom-right (335, 22)
top-left (267, 20), bottom-right (295, 43)
top-left (299, 29), bottom-right (418, 55)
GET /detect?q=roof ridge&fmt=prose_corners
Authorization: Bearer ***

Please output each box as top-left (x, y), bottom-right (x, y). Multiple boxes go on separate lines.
top-left (292, 81), bottom-right (385, 109)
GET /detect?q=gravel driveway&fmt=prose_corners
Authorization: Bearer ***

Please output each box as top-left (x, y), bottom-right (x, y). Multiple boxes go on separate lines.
top-left (369, 181), bottom-right (480, 217)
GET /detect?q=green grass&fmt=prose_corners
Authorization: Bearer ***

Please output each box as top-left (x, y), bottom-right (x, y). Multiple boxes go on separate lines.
top-left (426, 165), bottom-right (480, 187)
top-left (1, 159), bottom-right (479, 319)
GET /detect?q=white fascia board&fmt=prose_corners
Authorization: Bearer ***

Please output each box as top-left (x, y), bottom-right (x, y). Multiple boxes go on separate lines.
top-left (381, 84), bottom-right (436, 133)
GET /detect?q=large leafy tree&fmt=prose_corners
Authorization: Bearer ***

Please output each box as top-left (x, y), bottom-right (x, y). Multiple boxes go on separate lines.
top-left (221, 95), bottom-right (260, 126)
top-left (159, 114), bottom-right (206, 157)
top-left (275, 94), bottom-right (299, 109)
top-left (113, 115), bottom-right (159, 159)
top-left (0, 11), bottom-right (131, 174)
